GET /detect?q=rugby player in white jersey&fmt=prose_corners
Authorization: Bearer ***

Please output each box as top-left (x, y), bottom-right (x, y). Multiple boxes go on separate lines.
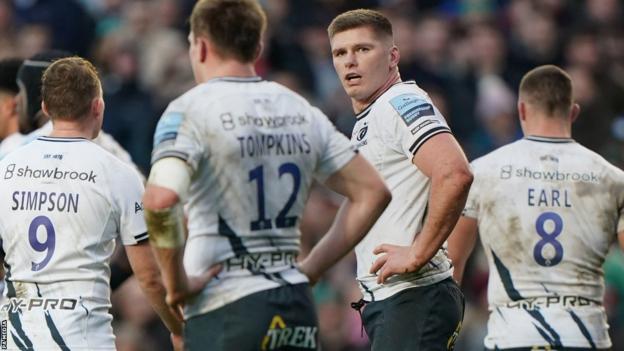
top-left (327, 9), bottom-right (473, 351)
top-left (143, 1), bottom-right (391, 350)
top-left (0, 57), bottom-right (182, 350)
top-left (448, 65), bottom-right (624, 350)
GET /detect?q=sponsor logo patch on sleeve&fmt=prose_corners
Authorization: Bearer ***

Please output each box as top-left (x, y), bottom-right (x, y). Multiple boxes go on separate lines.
top-left (153, 112), bottom-right (184, 146)
top-left (389, 94), bottom-right (435, 126)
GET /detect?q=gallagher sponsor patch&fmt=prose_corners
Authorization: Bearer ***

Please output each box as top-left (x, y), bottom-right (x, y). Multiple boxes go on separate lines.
top-left (389, 94), bottom-right (435, 126)
top-left (154, 112), bottom-right (184, 146)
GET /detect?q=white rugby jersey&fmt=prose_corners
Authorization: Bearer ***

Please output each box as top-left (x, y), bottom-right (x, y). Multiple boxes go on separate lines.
top-left (465, 136), bottom-right (624, 349)
top-left (0, 136), bottom-right (146, 350)
top-left (350, 81), bottom-right (453, 301)
top-left (151, 76), bottom-right (356, 317)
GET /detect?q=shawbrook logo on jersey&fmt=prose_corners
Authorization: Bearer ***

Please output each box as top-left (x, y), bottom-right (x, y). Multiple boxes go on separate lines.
top-left (261, 315), bottom-right (317, 350)
top-left (499, 165), bottom-right (599, 183)
top-left (4, 164), bottom-right (96, 183)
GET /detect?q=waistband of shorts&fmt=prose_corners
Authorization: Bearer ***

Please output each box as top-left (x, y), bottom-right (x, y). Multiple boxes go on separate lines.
top-left (497, 295), bottom-right (602, 310)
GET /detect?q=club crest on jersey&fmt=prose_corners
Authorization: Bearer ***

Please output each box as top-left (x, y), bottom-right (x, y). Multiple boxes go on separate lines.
top-left (356, 126), bottom-right (368, 141)
top-left (389, 94), bottom-right (435, 126)
top-left (154, 112), bottom-right (184, 146)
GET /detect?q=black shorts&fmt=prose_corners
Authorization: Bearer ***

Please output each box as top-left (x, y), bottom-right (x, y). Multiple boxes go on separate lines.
top-left (184, 283), bottom-right (319, 351)
top-left (362, 277), bottom-right (465, 351)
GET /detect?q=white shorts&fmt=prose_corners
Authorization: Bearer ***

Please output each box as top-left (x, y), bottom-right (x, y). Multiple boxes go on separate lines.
top-left (485, 305), bottom-right (611, 349)
top-left (0, 296), bottom-right (114, 350)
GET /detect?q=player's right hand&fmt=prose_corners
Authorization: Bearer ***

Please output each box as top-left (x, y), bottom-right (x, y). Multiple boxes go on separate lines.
top-left (166, 264), bottom-right (222, 320)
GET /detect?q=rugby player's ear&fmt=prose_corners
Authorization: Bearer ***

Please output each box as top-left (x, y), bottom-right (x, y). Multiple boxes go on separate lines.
top-left (41, 101), bottom-right (50, 119)
top-left (199, 37), bottom-right (209, 63)
top-left (92, 97), bottom-right (105, 119)
top-left (569, 103), bottom-right (580, 124)
top-left (390, 45), bottom-right (400, 70)
top-left (518, 101), bottom-right (527, 122)
top-left (254, 41), bottom-right (264, 61)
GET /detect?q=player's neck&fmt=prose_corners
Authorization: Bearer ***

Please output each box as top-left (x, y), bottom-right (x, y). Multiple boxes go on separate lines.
top-left (352, 71), bottom-right (401, 114)
top-left (523, 117), bottom-right (572, 139)
top-left (49, 120), bottom-right (98, 139)
top-left (197, 60), bottom-right (257, 83)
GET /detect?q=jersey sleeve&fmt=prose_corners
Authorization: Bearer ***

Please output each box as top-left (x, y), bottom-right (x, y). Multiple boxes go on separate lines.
top-left (113, 166), bottom-right (148, 245)
top-left (387, 92), bottom-right (451, 159)
top-left (462, 163), bottom-right (480, 219)
top-left (151, 103), bottom-right (205, 172)
top-left (311, 107), bottom-right (357, 181)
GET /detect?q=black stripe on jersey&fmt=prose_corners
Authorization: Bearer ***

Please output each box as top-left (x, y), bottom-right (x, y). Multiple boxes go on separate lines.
top-left (45, 312), bottom-right (70, 351)
top-left (152, 150), bottom-right (190, 163)
top-left (134, 232), bottom-right (149, 242)
top-left (10, 331), bottom-right (28, 351)
top-left (37, 136), bottom-right (88, 143)
top-left (491, 250), bottom-right (523, 301)
top-left (218, 216), bottom-right (249, 256)
top-left (9, 310), bottom-right (34, 350)
top-left (4, 262), bottom-right (15, 298)
top-left (408, 127), bottom-right (451, 155)
top-left (526, 309), bottom-right (562, 348)
top-left (569, 310), bottom-right (596, 349)
top-left (359, 281), bottom-right (375, 301)
top-left (525, 135), bottom-right (574, 143)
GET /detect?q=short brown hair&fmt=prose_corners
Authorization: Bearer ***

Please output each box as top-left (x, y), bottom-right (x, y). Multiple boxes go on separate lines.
top-left (519, 65), bottom-right (573, 117)
top-left (190, 0), bottom-right (266, 63)
top-left (42, 57), bottom-right (101, 120)
top-left (328, 9), bottom-right (393, 40)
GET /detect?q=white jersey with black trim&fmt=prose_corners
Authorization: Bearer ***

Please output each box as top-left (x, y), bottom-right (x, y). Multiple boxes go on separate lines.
top-left (0, 136), bottom-right (147, 350)
top-left (151, 76), bottom-right (356, 317)
top-left (464, 136), bottom-right (624, 349)
top-left (350, 81), bottom-right (453, 301)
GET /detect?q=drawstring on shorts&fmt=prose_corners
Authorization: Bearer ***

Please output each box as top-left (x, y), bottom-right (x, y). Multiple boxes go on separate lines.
top-left (350, 298), bottom-right (369, 337)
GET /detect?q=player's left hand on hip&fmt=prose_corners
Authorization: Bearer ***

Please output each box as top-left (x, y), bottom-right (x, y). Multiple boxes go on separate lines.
top-left (370, 244), bottom-right (419, 284)
top-left (166, 264), bottom-right (223, 317)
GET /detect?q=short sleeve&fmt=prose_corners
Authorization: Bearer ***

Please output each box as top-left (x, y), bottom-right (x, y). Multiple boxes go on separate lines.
top-left (151, 106), bottom-right (205, 172)
top-left (387, 93), bottom-right (451, 159)
top-left (311, 108), bottom-right (357, 181)
top-left (114, 167), bottom-right (148, 245)
top-left (462, 163), bottom-right (479, 219)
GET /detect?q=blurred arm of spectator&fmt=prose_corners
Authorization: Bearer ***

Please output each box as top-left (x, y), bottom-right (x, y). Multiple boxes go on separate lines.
top-left (447, 217), bottom-right (478, 285)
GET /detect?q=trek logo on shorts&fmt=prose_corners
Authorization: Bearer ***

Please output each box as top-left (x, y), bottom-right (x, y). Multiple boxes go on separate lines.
top-left (389, 94), bottom-right (435, 126)
top-left (261, 315), bottom-right (317, 350)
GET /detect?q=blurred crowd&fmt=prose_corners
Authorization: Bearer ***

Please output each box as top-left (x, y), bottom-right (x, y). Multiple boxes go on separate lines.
top-left (1, 0), bottom-right (624, 350)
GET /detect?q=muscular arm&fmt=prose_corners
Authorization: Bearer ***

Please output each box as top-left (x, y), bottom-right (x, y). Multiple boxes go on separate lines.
top-left (298, 154), bottom-right (391, 284)
top-left (143, 158), bottom-right (219, 315)
top-left (371, 133), bottom-right (473, 283)
top-left (446, 217), bottom-right (478, 284)
top-left (125, 241), bottom-right (183, 335)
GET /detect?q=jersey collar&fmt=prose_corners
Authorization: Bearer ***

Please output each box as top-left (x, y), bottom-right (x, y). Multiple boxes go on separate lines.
top-left (525, 135), bottom-right (575, 143)
top-left (37, 136), bottom-right (89, 142)
top-left (207, 76), bottom-right (263, 83)
top-left (354, 80), bottom-right (417, 120)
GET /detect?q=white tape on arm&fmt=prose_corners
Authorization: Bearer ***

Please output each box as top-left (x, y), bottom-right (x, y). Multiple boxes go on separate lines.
top-left (147, 157), bottom-right (192, 201)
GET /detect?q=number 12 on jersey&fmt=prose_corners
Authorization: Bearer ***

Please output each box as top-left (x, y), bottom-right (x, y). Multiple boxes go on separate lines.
top-left (533, 211), bottom-right (563, 267)
top-left (249, 162), bottom-right (301, 231)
